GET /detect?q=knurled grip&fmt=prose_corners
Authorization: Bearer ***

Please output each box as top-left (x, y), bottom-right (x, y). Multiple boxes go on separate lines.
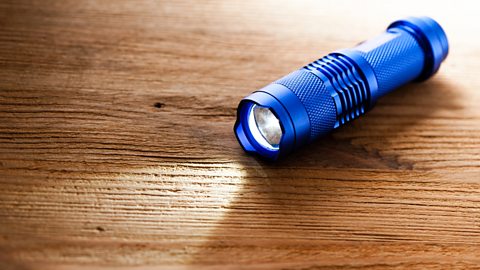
top-left (274, 70), bottom-right (337, 140)
top-left (355, 26), bottom-right (424, 97)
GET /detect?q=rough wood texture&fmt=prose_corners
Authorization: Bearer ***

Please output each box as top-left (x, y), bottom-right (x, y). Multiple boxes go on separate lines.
top-left (1, 0), bottom-right (479, 269)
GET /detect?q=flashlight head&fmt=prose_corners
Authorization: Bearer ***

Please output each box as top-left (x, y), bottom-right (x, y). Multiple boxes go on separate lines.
top-left (234, 83), bottom-right (312, 160)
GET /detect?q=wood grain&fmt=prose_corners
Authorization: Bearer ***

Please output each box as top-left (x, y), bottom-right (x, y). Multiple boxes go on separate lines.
top-left (1, 0), bottom-right (480, 269)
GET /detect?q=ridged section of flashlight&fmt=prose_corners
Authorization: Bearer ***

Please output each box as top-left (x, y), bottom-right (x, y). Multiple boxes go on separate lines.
top-left (305, 54), bottom-right (370, 127)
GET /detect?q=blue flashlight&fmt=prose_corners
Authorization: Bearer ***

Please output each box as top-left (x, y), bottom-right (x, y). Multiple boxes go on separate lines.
top-left (234, 16), bottom-right (448, 160)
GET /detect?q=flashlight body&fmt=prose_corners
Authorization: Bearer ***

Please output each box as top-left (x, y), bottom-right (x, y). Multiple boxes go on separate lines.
top-left (234, 16), bottom-right (449, 160)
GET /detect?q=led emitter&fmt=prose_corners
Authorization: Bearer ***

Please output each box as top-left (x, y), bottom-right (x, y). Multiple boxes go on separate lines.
top-left (234, 16), bottom-right (449, 160)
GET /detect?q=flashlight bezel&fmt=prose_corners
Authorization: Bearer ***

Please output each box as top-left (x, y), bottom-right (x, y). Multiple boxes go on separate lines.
top-left (234, 93), bottom-right (292, 160)
top-left (238, 102), bottom-right (284, 157)
top-left (234, 83), bottom-right (312, 160)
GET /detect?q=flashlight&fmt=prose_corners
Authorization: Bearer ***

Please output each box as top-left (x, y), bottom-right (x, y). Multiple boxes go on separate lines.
top-left (234, 16), bottom-right (448, 160)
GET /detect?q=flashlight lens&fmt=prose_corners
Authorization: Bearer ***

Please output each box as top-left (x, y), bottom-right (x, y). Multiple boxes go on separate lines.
top-left (248, 104), bottom-right (282, 151)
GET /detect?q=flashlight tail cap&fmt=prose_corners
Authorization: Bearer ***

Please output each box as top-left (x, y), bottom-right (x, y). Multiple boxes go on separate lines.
top-left (388, 16), bottom-right (449, 81)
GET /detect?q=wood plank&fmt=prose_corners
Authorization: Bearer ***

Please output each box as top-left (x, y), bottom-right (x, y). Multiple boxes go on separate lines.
top-left (0, 0), bottom-right (479, 269)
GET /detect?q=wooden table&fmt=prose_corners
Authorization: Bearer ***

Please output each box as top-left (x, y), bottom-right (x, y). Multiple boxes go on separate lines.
top-left (1, 1), bottom-right (479, 269)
